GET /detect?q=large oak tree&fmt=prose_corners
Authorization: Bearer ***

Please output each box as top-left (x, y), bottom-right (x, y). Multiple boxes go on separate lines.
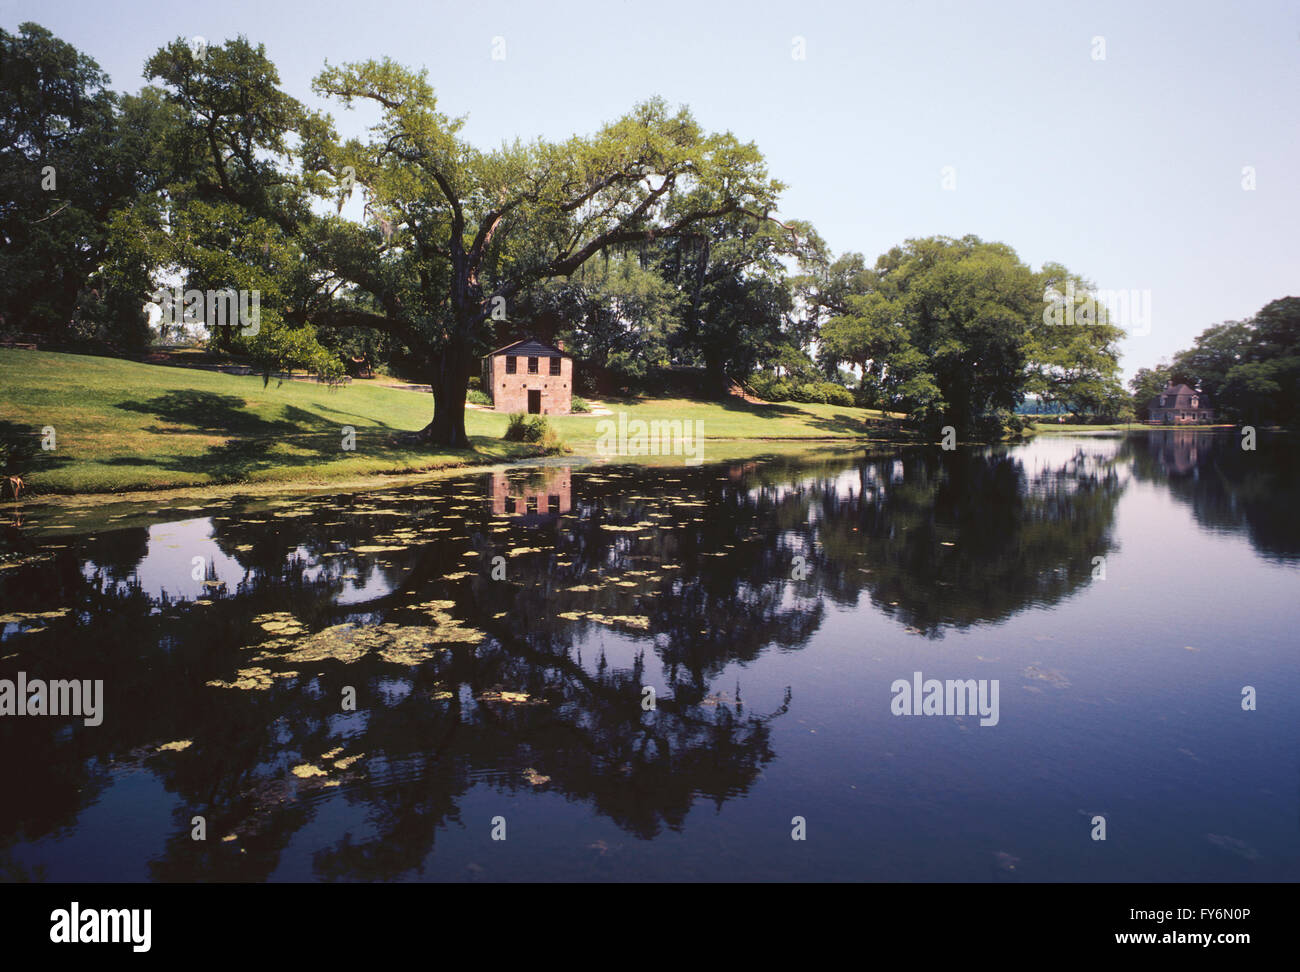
top-left (301, 59), bottom-right (786, 445)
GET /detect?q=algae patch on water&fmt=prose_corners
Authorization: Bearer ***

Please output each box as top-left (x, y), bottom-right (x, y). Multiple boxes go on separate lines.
top-left (557, 611), bottom-right (651, 631)
top-left (241, 603), bottom-right (486, 671)
top-left (252, 611), bottom-right (307, 636)
top-left (251, 623), bottom-right (453, 666)
top-left (206, 667), bottom-right (298, 691)
top-left (479, 690), bottom-right (543, 705)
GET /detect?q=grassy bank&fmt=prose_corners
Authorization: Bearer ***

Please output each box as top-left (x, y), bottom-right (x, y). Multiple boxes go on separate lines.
top-left (1031, 421), bottom-right (1239, 433)
top-left (0, 349), bottom-right (897, 496)
top-left (1030, 421), bottom-right (1138, 432)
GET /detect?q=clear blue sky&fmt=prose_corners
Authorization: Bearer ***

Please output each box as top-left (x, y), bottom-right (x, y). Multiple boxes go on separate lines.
top-left (6, 0), bottom-right (1297, 380)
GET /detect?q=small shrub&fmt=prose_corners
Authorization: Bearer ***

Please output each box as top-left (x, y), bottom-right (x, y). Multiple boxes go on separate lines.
top-left (467, 389), bottom-right (492, 406)
top-left (825, 386), bottom-right (855, 407)
top-left (747, 374), bottom-right (852, 406)
top-left (770, 380), bottom-right (855, 406)
top-left (502, 414), bottom-right (569, 455)
top-left (971, 410), bottom-right (1031, 440)
top-left (503, 413), bottom-right (535, 441)
top-left (796, 381), bottom-right (853, 406)
top-left (537, 424), bottom-right (569, 455)
top-left (571, 397), bottom-right (591, 413)
top-left (786, 383), bottom-right (819, 403)
top-left (1002, 412), bottom-right (1032, 436)
top-left (748, 374), bottom-right (793, 402)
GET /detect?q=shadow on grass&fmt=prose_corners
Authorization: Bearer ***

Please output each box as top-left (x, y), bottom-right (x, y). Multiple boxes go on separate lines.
top-left (117, 391), bottom-right (299, 435)
top-left (714, 396), bottom-right (807, 419)
top-left (101, 389), bottom-right (483, 483)
top-left (710, 396), bottom-right (907, 437)
top-left (0, 420), bottom-right (72, 481)
top-left (310, 402), bottom-right (402, 428)
top-left (614, 394), bottom-right (900, 437)
top-left (118, 391), bottom-right (403, 436)
top-left (799, 409), bottom-right (905, 436)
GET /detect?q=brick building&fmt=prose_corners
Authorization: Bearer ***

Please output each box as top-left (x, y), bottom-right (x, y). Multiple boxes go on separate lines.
top-left (481, 338), bottom-right (573, 414)
top-left (1148, 382), bottom-right (1214, 424)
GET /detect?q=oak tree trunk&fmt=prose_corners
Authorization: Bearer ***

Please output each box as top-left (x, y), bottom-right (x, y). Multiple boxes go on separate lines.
top-left (417, 339), bottom-right (471, 448)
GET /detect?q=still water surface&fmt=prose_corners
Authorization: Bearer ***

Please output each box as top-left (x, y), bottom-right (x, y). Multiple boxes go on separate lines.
top-left (1, 430), bottom-right (1297, 881)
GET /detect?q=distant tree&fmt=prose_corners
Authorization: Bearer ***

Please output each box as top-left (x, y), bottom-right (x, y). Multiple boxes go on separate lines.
top-left (518, 250), bottom-right (682, 393)
top-left (1132, 297), bottom-right (1298, 426)
top-left (1170, 320), bottom-right (1253, 414)
top-left (1163, 298), bottom-right (1298, 425)
top-left (656, 215), bottom-right (808, 395)
top-left (819, 238), bottom-right (1126, 430)
top-left (819, 236), bottom-right (1044, 434)
top-left (0, 23), bottom-right (155, 349)
top-left (1027, 263), bottom-right (1127, 417)
top-left (132, 37), bottom-right (344, 378)
top-left (820, 289), bottom-right (929, 410)
top-left (1129, 364), bottom-right (1173, 420)
top-left (788, 244), bottom-right (875, 377)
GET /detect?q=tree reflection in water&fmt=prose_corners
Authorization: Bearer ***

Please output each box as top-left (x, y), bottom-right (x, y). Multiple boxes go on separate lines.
top-left (0, 440), bottom-right (1157, 879)
top-left (1124, 429), bottom-right (1300, 561)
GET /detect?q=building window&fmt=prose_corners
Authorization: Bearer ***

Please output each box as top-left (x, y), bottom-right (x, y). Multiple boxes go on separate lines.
top-left (549, 357), bottom-right (561, 376)
top-left (528, 356), bottom-right (539, 374)
top-left (506, 356), bottom-right (516, 374)
top-left (548, 494), bottom-right (560, 513)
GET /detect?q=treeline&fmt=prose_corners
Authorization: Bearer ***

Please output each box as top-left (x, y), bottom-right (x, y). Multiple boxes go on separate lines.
top-left (4, 23), bottom-right (1136, 441)
top-left (1129, 297), bottom-right (1300, 426)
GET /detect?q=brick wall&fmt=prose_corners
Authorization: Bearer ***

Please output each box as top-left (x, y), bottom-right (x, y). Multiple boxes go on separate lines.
top-left (489, 468), bottom-right (572, 515)
top-left (487, 354), bottom-right (573, 414)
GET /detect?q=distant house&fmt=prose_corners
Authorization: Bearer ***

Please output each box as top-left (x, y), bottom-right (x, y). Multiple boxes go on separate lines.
top-left (481, 338), bottom-right (573, 415)
top-left (1148, 382), bottom-right (1214, 424)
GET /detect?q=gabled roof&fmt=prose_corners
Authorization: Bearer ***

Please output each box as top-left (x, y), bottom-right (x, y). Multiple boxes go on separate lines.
top-left (1149, 383), bottom-right (1211, 409)
top-left (486, 337), bottom-right (565, 358)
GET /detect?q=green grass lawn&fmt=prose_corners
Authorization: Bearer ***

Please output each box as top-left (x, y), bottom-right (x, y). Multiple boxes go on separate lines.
top-left (1, 349), bottom-right (895, 495)
top-left (550, 395), bottom-right (900, 448)
top-left (1030, 421), bottom-right (1236, 432)
top-left (1030, 421), bottom-right (1138, 432)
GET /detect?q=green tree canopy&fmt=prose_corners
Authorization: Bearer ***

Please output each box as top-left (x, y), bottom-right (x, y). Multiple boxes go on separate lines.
top-left (0, 23), bottom-right (156, 348)
top-left (300, 60), bottom-right (787, 443)
top-left (1170, 297), bottom-right (1300, 425)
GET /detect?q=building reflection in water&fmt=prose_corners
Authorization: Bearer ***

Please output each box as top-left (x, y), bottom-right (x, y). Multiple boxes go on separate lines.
top-left (1149, 429), bottom-right (1205, 478)
top-left (488, 466), bottom-right (573, 518)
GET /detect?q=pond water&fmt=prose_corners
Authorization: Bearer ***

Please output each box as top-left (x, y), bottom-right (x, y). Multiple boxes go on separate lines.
top-left (1, 430), bottom-right (1297, 882)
